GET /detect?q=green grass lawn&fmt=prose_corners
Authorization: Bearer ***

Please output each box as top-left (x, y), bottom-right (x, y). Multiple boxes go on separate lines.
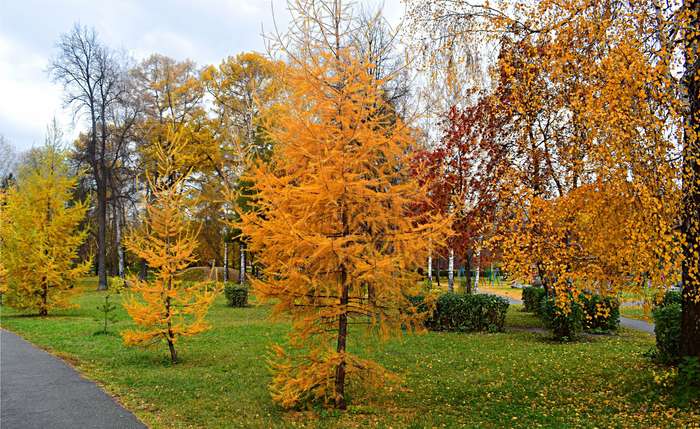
top-left (620, 305), bottom-right (653, 322)
top-left (1, 280), bottom-right (698, 428)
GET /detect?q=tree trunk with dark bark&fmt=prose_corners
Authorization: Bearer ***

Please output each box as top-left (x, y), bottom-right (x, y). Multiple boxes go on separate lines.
top-left (96, 179), bottom-right (108, 290)
top-left (465, 252), bottom-right (472, 294)
top-left (681, 0), bottom-right (700, 359)
top-left (335, 266), bottom-right (349, 410)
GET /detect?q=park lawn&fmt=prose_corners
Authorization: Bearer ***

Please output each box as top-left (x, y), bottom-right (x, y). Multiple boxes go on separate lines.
top-left (478, 283), bottom-right (522, 301)
top-left (620, 305), bottom-right (654, 322)
top-left (1, 280), bottom-right (698, 428)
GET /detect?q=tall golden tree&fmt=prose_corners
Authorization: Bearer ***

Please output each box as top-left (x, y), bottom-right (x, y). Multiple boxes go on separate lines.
top-left (239, 0), bottom-right (450, 409)
top-left (0, 144), bottom-right (89, 315)
top-left (122, 128), bottom-right (218, 364)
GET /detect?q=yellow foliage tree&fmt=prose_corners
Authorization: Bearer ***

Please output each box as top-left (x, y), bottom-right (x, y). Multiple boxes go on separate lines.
top-left (411, 0), bottom-right (685, 310)
top-left (498, 2), bottom-right (683, 312)
top-left (239, 0), bottom-right (450, 410)
top-left (0, 145), bottom-right (89, 315)
top-left (122, 128), bottom-right (218, 364)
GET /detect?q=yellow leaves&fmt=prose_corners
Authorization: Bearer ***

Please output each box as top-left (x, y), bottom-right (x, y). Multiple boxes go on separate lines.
top-left (0, 145), bottom-right (89, 315)
top-left (483, 1), bottom-right (686, 307)
top-left (239, 42), bottom-right (451, 408)
top-left (121, 128), bottom-right (219, 357)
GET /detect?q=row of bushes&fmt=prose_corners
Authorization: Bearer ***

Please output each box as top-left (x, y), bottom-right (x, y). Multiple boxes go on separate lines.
top-left (226, 282), bottom-right (510, 335)
top-left (410, 293), bottom-right (510, 333)
top-left (521, 286), bottom-right (620, 340)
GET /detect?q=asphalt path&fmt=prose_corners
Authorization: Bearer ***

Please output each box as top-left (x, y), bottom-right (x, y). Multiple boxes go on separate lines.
top-left (1, 329), bottom-right (146, 429)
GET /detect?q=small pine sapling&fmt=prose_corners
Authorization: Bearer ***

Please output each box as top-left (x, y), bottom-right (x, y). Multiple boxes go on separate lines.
top-left (95, 293), bottom-right (118, 335)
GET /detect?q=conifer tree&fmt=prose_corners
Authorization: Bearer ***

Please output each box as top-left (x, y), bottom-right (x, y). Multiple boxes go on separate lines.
top-left (0, 145), bottom-right (89, 315)
top-left (121, 128), bottom-right (218, 364)
top-left (239, 0), bottom-right (450, 409)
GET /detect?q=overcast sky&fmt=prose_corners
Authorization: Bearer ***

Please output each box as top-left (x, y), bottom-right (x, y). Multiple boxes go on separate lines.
top-left (0, 0), bottom-right (404, 152)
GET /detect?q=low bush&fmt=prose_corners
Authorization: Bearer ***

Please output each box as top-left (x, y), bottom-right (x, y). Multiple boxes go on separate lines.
top-left (652, 303), bottom-right (681, 364)
top-left (541, 297), bottom-right (583, 341)
top-left (427, 293), bottom-right (509, 333)
top-left (522, 287), bottom-right (546, 313)
top-left (660, 290), bottom-right (682, 308)
top-left (224, 283), bottom-right (248, 307)
top-left (579, 294), bottom-right (620, 333)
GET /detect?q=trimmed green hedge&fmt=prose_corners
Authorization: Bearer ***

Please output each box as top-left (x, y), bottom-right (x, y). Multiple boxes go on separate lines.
top-left (652, 303), bottom-right (682, 364)
top-left (579, 294), bottom-right (620, 333)
top-left (522, 287), bottom-right (546, 314)
top-left (224, 283), bottom-right (248, 307)
top-left (427, 293), bottom-right (509, 333)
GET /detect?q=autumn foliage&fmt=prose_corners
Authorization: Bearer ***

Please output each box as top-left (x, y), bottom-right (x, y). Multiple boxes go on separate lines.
top-left (122, 129), bottom-right (219, 364)
top-left (239, 38), bottom-right (450, 408)
top-left (0, 145), bottom-right (89, 315)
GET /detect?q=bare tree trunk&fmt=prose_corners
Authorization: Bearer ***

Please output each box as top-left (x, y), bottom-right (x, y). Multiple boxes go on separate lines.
top-left (96, 180), bottom-right (108, 290)
top-left (139, 259), bottom-right (147, 281)
top-left (239, 242), bottom-right (246, 285)
top-left (436, 256), bottom-right (441, 287)
top-left (447, 248), bottom-right (455, 292)
top-left (335, 267), bottom-right (349, 410)
top-left (681, 0), bottom-right (700, 359)
top-left (165, 272), bottom-right (178, 363)
top-left (474, 245), bottom-right (481, 293)
top-left (427, 251), bottom-right (433, 284)
top-left (223, 241), bottom-right (229, 282)
top-left (335, 187), bottom-right (349, 409)
top-left (40, 279), bottom-right (48, 316)
top-left (465, 252), bottom-right (472, 294)
top-left (114, 202), bottom-right (125, 279)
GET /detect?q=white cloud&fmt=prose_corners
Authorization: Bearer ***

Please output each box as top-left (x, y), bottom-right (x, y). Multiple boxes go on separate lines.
top-left (0, 0), bottom-right (405, 151)
top-left (0, 34), bottom-right (73, 150)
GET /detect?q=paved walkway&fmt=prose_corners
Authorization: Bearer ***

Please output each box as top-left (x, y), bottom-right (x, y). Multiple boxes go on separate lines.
top-left (1, 329), bottom-right (145, 429)
top-left (486, 294), bottom-right (655, 334)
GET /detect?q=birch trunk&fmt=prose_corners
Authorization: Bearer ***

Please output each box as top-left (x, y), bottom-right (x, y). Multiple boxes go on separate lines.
top-left (223, 242), bottom-right (229, 282)
top-left (474, 249), bottom-right (481, 292)
top-left (427, 249), bottom-right (433, 284)
top-left (239, 242), bottom-right (246, 285)
top-left (447, 248), bottom-right (454, 293)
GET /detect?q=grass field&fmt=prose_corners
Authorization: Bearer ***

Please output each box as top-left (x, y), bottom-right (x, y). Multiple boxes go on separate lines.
top-left (620, 305), bottom-right (654, 322)
top-left (1, 279), bottom-right (698, 428)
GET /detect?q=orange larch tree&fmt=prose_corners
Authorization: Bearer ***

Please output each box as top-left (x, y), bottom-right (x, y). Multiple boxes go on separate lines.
top-left (238, 0), bottom-right (450, 409)
top-left (122, 128), bottom-right (219, 364)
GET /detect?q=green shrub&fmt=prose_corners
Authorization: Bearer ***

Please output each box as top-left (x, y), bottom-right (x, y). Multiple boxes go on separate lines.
top-left (652, 303), bottom-right (681, 364)
top-left (579, 294), bottom-right (620, 333)
top-left (427, 293), bottom-right (509, 333)
top-left (661, 290), bottom-right (682, 308)
top-left (541, 297), bottom-right (583, 341)
top-left (522, 287), bottom-right (546, 313)
top-left (678, 357), bottom-right (700, 396)
top-left (224, 283), bottom-right (248, 307)
top-left (405, 293), bottom-right (429, 313)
